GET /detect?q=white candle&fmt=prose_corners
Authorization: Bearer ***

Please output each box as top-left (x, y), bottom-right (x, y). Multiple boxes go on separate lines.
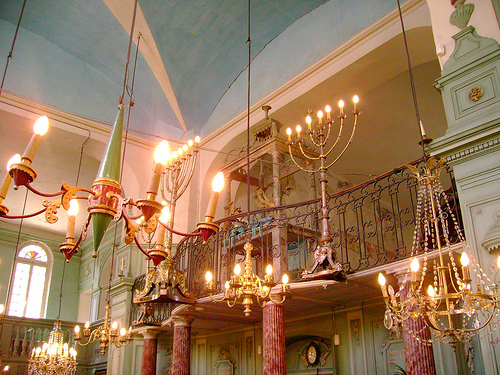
top-left (419, 121), bottom-right (427, 137)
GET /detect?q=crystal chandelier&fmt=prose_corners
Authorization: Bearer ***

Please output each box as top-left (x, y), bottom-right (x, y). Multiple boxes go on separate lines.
top-left (286, 97), bottom-right (360, 281)
top-left (29, 259), bottom-right (77, 375)
top-left (28, 321), bottom-right (77, 375)
top-left (378, 157), bottom-right (500, 349)
top-left (204, 241), bottom-right (291, 316)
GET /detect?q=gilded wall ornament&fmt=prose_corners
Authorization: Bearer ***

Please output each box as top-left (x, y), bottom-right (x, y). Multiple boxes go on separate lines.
top-left (469, 87), bottom-right (484, 102)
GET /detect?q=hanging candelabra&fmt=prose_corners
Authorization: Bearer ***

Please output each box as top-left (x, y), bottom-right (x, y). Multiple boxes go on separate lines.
top-left (286, 97), bottom-right (360, 281)
top-left (133, 147), bottom-right (225, 304)
top-left (28, 260), bottom-right (77, 375)
top-left (28, 321), bottom-right (77, 375)
top-left (0, 0), bottom-right (222, 274)
top-left (74, 301), bottom-right (132, 355)
top-left (378, 157), bottom-right (500, 349)
top-left (204, 241), bottom-right (291, 316)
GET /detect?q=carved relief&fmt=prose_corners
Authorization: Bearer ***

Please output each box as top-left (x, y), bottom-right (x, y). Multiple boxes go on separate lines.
top-left (214, 347), bottom-right (236, 375)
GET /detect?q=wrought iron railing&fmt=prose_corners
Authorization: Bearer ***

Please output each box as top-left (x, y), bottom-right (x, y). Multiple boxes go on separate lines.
top-left (172, 158), bottom-right (460, 298)
top-left (130, 158), bottom-right (460, 325)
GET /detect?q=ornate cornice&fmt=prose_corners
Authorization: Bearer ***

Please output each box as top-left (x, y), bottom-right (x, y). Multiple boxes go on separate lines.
top-left (444, 136), bottom-right (500, 163)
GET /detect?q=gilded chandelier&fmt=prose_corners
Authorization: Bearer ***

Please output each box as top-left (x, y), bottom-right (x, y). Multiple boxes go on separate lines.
top-left (378, 157), bottom-right (500, 349)
top-left (28, 321), bottom-right (77, 375)
top-left (74, 301), bottom-right (132, 355)
top-left (204, 241), bottom-right (291, 316)
top-left (286, 97), bottom-right (360, 281)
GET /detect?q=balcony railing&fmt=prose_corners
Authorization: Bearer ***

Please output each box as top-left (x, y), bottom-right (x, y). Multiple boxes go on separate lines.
top-left (174, 158), bottom-right (460, 297)
top-left (131, 158), bottom-right (460, 321)
top-left (0, 316), bottom-right (88, 373)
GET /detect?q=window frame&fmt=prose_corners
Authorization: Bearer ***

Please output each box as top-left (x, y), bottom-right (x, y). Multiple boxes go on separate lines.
top-left (7, 240), bottom-right (53, 318)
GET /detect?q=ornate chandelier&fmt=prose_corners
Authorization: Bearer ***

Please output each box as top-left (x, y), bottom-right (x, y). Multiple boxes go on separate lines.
top-left (286, 97), bottom-right (360, 281)
top-left (378, 157), bottom-right (500, 349)
top-left (28, 258), bottom-right (77, 375)
top-left (204, 241), bottom-right (291, 316)
top-left (74, 301), bottom-right (132, 355)
top-left (28, 321), bottom-right (77, 375)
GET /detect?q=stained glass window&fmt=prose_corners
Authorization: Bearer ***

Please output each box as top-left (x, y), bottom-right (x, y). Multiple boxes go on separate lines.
top-left (8, 242), bottom-right (52, 318)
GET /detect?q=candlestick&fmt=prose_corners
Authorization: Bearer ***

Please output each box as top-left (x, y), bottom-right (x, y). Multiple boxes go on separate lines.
top-left (204, 172), bottom-right (224, 222)
top-left (419, 121), bottom-right (427, 137)
top-left (306, 115), bottom-right (312, 132)
top-left (296, 125), bottom-right (302, 139)
top-left (22, 116), bottom-right (49, 165)
top-left (325, 105), bottom-right (331, 121)
top-left (353, 95), bottom-right (359, 112)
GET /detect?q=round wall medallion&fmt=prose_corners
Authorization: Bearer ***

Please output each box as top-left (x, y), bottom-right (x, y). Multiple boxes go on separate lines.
top-left (469, 87), bottom-right (484, 102)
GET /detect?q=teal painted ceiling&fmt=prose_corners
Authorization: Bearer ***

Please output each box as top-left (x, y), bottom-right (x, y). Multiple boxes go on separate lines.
top-left (0, 0), bottom-right (396, 139)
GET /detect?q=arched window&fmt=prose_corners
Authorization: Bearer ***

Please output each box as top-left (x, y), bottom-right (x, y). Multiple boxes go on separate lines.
top-left (7, 241), bottom-right (53, 318)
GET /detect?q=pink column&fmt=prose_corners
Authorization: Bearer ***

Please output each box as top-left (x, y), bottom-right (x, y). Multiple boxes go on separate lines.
top-left (263, 302), bottom-right (286, 375)
top-left (398, 273), bottom-right (436, 375)
top-left (140, 329), bottom-right (160, 375)
top-left (171, 316), bottom-right (194, 375)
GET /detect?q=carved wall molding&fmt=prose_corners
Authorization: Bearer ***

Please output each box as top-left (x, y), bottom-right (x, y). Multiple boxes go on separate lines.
top-left (445, 136), bottom-right (500, 163)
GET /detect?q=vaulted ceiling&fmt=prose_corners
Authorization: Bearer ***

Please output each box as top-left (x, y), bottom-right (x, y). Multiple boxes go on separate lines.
top-left (0, 0), bottom-right (449, 235)
top-left (1, 0), bottom-right (412, 139)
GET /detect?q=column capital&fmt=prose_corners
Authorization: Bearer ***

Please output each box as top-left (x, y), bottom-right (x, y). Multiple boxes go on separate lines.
top-left (171, 315), bottom-right (195, 328)
top-left (138, 327), bottom-right (162, 340)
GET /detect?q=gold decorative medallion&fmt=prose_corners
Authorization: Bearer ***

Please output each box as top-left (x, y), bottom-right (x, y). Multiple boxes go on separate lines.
top-left (468, 87), bottom-right (483, 102)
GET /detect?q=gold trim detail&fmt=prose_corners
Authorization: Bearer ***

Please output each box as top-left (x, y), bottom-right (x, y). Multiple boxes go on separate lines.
top-left (92, 178), bottom-right (122, 190)
top-left (468, 87), bottom-right (483, 102)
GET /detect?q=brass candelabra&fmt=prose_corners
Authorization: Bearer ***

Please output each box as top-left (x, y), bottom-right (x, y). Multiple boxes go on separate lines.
top-left (74, 301), bottom-right (131, 355)
top-left (378, 157), bottom-right (500, 349)
top-left (204, 241), bottom-right (291, 316)
top-left (286, 97), bottom-right (360, 281)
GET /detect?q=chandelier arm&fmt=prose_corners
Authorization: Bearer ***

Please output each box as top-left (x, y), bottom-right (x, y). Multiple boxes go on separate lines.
top-left (173, 162), bottom-right (189, 191)
top-left (322, 118), bottom-right (346, 159)
top-left (268, 293), bottom-right (286, 305)
top-left (305, 134), bottom-right (323, 149)
top-left (256, 295), bottom-right (266, 308)
top-left (208, 293), bottom-right (227, 303)
top-left (0, 206), bottom-right (47, 219)
top-left (162, 167), bottom-right (177, 197)
top-left (158, 220), bottom-right (203, 237)
top-left (167, 167), bottom-right (182, 200)
top-left (174, 154), bottom-right (198, 200)
top-left (133, 235), bottom-right (154, 260)
top-left (448, 266), bottom-right (462, 293)
top-left (305, 124), bottom-right (329, 149)
top-left (121, 203), bottom-right (144, 220)
top-left (25, 183), bottom-right (65, 197)
top-left (297, 141), bottom-right (320, 161)
top-left (286, 145), bottom-right (319, 174)
top-left (324, 115), bottom-right (358, 170)
top-left (159, 169), bottom-right (170, 197)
